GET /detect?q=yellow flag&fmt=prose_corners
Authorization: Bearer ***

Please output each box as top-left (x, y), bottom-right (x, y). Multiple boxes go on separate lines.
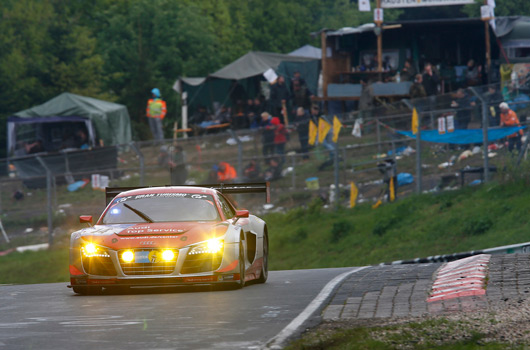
top-left (318, 117), bottom-right (331, 144)
top-left (411, 107), bottom-right (419, 135)
top-left (372, 199), bottom-right (382, 209)
top-left (350, 181), bottom-right (358, 208)
top-left (389, 177), bottom-right (395, 202)
top-left (332, 115), bottom-right (342, 143)
top-left (308, 120), bottom-right (317, 145)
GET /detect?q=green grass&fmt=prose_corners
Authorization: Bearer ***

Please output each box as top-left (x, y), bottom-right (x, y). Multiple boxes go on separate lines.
top-left (284, 318), bottom-right (524, 350)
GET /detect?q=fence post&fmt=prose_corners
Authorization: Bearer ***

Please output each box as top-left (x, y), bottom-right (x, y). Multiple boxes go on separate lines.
top-left (415, 114), bottom-right (422, 194)
top-left (376, 117), bottom-right (382, 154)
top-left (130, 142), bottom-right (145, 186)
top-left (470, 87), bottom-right (489, 182)
top-left (291, 154), bottom-right (296, 189)
top-left (36, 156), bottom-right (53, 246)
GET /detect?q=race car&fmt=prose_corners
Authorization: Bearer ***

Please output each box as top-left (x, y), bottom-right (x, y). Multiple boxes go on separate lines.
top-left (68, 183), bottom-right (270, 294)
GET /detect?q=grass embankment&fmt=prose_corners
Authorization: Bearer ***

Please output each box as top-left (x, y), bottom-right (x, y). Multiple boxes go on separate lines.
top-left (2, 180), bottom-right (530, 284)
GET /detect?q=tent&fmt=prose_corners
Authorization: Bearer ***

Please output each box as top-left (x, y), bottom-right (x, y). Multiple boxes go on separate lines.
top-left (8, 92), bottom-right (132, 155)
top-left (288, 45), bottom-right (322, 59)
top-left (173, 51), bottom-right (320, 113)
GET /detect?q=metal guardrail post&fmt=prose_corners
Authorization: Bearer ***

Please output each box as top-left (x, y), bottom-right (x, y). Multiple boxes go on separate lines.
top-left (36, 156), bottom-right (53, 246)
top-left (129, 142), bottom-right (145, 186)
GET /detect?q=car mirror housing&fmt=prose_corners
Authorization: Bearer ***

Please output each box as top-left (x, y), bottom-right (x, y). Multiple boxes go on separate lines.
top-left (79, 215), bottom-right (93, 226)
top-left (235, 209), bottom-right (249, 218)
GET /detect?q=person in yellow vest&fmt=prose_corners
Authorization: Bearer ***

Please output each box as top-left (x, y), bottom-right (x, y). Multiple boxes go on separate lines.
top-left (146, 88), bottom-right (166, 141)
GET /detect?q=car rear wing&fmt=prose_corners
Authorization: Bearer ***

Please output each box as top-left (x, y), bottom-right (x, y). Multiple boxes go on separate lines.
top-left (105, 182), bottom-right (270, 206)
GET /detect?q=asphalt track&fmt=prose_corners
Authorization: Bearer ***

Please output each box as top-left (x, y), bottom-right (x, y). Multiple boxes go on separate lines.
top-left (0, 267), bottom-right (357, 350)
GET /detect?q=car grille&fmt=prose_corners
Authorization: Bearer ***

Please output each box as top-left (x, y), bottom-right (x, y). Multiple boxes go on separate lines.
top-left (119, 249), bottom-right (178, 276)
top-left (181, 252), bottom-right (223, 274)
top-left (82, 256), bottom-right (117, 276)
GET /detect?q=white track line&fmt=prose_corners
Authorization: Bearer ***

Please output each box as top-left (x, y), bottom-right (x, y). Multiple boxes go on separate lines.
top-left (263, 266), bottom-right (369, 349)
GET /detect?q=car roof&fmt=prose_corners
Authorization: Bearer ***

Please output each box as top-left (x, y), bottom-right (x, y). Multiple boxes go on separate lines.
top-left (115, 186), bottom-right (218, 198)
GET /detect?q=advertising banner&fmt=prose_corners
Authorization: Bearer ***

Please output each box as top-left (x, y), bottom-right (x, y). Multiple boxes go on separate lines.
top-left (382, 0), bottom-right (474, 9)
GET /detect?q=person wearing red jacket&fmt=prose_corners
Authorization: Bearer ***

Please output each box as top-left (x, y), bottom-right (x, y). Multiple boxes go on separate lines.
top-left (146, 88), bottom-right (167, 141)
top-left (500, 102), bottom-right (523, 152)
top-left (271, 116), bottom-right (288, 163)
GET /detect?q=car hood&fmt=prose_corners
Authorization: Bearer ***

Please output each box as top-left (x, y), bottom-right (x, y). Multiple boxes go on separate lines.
top-left (76, 222), bottom-right (228, 250)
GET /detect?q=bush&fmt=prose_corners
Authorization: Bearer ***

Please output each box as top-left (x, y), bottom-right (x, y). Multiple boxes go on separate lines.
top-left (461, 216), bottom-right (493, 236)
top-left (331, 220), bottom-right (353, 243)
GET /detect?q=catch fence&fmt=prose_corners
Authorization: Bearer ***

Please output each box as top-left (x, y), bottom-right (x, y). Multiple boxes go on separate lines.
top-left (1, 82), bottom-right (529, 246)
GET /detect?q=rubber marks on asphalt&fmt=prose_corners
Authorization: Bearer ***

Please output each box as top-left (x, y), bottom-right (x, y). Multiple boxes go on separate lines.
top-left (427, 254), bottom-right (491, 302)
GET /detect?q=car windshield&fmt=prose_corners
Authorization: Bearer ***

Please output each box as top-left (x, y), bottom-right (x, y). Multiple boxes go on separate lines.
top-left (100, 193), bottom-right (220, 224)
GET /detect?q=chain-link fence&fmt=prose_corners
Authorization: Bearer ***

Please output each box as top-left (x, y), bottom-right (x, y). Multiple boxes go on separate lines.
top-left (2, 82), bottom-right (529, 247)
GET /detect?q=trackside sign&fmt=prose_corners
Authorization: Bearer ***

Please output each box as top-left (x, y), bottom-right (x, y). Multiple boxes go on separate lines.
top-left (382, 0), bottom-right (474, 8)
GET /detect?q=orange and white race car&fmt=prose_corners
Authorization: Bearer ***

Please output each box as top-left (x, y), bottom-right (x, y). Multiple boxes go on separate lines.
top-left (68, 183), bottom-right (269, 294)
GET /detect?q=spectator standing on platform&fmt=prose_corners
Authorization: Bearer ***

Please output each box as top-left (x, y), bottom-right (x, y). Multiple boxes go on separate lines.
top-left (400, 59), bottom-right (416, 82)
top-left (500, 102), bottom-right (523, 152)
top-left (269, 76), bottom-right (290, 124)
top-left (422, 63), bottom-right (440, 96)
top-left (260, 112), bottom-right (275, 158)
top-left (409, 74), bottom-right (427, 99)
top-left (294, 107), bottom-right (310, 159)
top-left (465, 59), bottom-right (482, 87)
top-left (146, 88), bottom-right (166, 141)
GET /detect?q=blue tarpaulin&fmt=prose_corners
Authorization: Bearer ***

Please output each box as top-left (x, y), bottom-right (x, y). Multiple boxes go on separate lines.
top-left (397, 127), bottom-right (525, 144)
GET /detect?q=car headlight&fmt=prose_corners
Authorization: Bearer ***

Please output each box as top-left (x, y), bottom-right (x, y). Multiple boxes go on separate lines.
top-left (189, 238), bottom-right (224, 255)
top-left (81, 242), bottom-right (110, 258)
top-left (121, 250), bottom-right (134, 262)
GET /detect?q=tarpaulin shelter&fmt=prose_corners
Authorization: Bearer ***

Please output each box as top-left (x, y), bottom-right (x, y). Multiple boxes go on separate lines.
top-left (8, 92), bottom-right (132, 155)
top-left (493, 16), bottom-right (530, 63)
top-left (173, 51), bottom-right (320, 114)
top-left (288, 45), bottom-right (322, 59)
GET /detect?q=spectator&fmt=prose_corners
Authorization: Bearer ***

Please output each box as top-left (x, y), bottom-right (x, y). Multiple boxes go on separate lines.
top-left (500, 102), bottom-right (523, 152)
top-left (146, 88), bottom-right (166, 141)
top-left (291, 79), bottom-right (311, 114)
top-left (486, 86), bottom-right (503, 127)
top-left (25, 139), bottom-right (45, 154)
top-left (294, 107), bottom-right (310, 160)
top-left (290, 71), bottom-right (307, 90)
top-left (169, 145), bottom-right (187, 185)
top-left (451, 88), bottom-right (476, 129)
top-left (190, 105), bottom-right (210, 125)
top-left (422, 63), bottom-right (440, 96)
top-left (271, 116), bottom-right (288, 163)
top-left (263, 157), bottom-right (282, 182)
top-left (75, 129), bottom-right (89, 149)
top-left (260, 112), bottom-right (275, 159)
top-left (229, 81), bottom-right (247, 116)
top-left (465, 59), bottom-right (482, 87)
top-left (400, 59), bottom-right (416, 82)
top-left (216, 105), bottom-right (232, 125)
top-left (409, 74), bottom-right (427, 99)
top-left (216, 161), bottom-right (237, 182)
top-left (242, 159), bottom-right (262, 182)
top-left (269, 75), bottom-right (290, 124)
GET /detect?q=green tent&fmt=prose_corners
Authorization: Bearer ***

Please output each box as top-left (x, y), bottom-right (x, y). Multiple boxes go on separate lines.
top-left (9, 92), bottom-right (132, 155)
top-left (173, 51), bottom-right (320, 113)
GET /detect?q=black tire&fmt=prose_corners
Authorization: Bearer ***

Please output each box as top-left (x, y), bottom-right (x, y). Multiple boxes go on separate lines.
top-left (237, 240), bottom-right (246, 289)
top-left (257, 231), bottom-right (269, 284)
top-left (72, 286), bottom-right (102, 295)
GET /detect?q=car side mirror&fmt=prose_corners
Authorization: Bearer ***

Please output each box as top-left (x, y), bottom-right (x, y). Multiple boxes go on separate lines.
top-left (79, 215), bottom-right (93, 226)
top-left (235, 210), bottom-right (249, 218)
